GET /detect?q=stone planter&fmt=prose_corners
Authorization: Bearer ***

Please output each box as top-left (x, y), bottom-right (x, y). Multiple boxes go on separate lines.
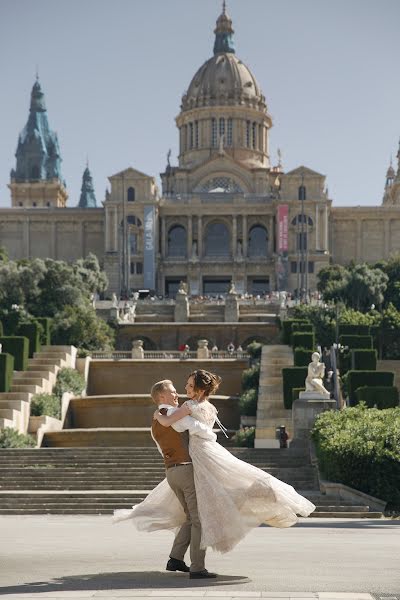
top-left (28, 415), bottom-right (61, 434)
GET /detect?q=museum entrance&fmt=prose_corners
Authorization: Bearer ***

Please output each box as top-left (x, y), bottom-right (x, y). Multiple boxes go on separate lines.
top-left (203, 278), bottom-right (231, 296)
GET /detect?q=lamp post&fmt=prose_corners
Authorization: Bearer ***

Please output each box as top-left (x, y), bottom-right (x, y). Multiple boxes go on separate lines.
top-left (298, 171), bottom-right (307, 302)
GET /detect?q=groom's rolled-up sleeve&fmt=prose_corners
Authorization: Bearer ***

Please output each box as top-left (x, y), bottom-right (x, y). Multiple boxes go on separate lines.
top-left (166, 408), bottom-right (217, 441)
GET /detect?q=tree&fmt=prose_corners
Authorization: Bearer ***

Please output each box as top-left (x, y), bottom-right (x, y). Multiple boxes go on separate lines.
top-left (317, 264), bottom-right (349, 304)
top-left (51, 305), bottom-right (115, 350)
top-left (342, 264), bottom-right (388, 311)
top-left (375, 255), bottom-right (400, 310)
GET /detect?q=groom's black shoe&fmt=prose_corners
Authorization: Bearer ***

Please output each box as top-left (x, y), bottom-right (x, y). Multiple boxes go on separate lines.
top-left (166, 557), bottom-right (190, 572)
top-left (189, 569), bottom-right (218, 579)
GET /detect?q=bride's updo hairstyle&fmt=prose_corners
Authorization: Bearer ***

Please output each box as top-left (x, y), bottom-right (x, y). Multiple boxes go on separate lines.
top-left (190, 369), bottom-right (221, 397)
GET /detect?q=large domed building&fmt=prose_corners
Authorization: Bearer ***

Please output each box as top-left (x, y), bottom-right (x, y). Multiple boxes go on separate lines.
top-left (1, 4), bottom-right (400, 297)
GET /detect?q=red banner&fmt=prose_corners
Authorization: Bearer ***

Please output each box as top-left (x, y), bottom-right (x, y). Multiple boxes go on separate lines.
top-left (277, 204), bottom-right (289, 252)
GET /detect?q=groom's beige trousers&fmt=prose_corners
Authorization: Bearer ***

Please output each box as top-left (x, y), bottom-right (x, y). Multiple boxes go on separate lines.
top-left (166, 463), bottom-right (205, 573)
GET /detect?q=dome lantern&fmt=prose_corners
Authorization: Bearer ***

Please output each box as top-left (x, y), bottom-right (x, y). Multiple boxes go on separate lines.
top-left (213, 1), bottom-right (235, 55)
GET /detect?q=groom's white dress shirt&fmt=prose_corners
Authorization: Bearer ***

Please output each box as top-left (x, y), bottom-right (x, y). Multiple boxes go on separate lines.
top-left (152, 403), bottom-right (217, 457)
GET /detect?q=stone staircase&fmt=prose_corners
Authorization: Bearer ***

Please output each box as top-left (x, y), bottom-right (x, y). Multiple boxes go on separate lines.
top-left (0, 447), bottom-right (383, 517)
top-left (255, 345), bottom-right (294, 447)
top-left (189, 304), bottom-right (225, 322)
top-left (0, 345), bottom-right (75, 434)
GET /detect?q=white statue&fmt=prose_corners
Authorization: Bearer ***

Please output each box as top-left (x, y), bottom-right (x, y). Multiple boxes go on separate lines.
top-left (305, 352), bottom-right (330, 398)
top-left (112, 293), bottom-right (118, 308)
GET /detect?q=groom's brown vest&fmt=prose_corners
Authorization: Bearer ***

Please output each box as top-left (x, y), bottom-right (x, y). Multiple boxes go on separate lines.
top-left (151, 418), bottom-right (191, 468)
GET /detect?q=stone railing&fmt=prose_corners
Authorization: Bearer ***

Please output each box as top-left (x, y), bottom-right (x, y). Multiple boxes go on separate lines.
top-left (90, 349), bottom-right (249, 361)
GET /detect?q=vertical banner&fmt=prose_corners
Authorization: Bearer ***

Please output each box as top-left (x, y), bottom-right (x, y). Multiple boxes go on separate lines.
top-left (276, 204), bottom-right (289, 291)
top-left (143, 205), bottom-right (155, 290)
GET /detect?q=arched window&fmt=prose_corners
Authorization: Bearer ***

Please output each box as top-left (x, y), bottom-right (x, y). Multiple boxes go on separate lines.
top-left (168, 225), bottom-right (187, 257)
top-left (291, 214), bottom-right (313, 226)
top-left (189, 122), bottom-right (194, 149)
top-left (195, 120), bottom-right (199, 148)
top-left (219, 117), bottom-right (225, 138)
top-left (252, 122), bottom-right (257, 149)
top-left (248, 225), bottom-right (268, 257)
top-left (31, 165), bottom-right (40, 179)
top-left (129, 233), bottom-right (137, 255)
top-left (204, 222), bottom-right (230, 256)
top-left (127, 187), bottom-right (135, 202)
top-left (298, 185), bottom-right (306, 201)
top-left (246, 121), bottom-right (250, 147)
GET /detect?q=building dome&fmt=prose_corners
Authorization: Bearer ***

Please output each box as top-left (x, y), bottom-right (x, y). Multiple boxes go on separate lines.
top-left (182, 52), bottom-right (267, 113)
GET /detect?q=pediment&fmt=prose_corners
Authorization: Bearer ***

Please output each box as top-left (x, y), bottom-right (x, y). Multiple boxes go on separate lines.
top-left (285, 165), bottom-right (325, 178)
top-left (108, 167), bottom-right (153, 180)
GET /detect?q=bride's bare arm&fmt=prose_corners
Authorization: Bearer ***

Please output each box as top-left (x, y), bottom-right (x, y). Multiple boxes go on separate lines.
top-left (153, 402), bottom-right (191, 427)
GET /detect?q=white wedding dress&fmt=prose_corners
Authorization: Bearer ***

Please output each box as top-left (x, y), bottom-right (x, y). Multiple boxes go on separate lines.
top-left (113, 400), bottom-right (316, 553)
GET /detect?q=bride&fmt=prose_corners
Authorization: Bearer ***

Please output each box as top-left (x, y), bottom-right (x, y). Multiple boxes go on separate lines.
top-left (114, 369), bottom-right (316, 553)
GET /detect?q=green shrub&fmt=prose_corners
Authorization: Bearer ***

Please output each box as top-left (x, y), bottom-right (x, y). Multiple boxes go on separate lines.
top-left (36, 317), bottom-right (52, 345)
top-left (242, 365), bottom-right (260, 391)
top-left (231, 426), bottom-right (255, 448)
top-left (311, 404), bottom-right (400, 509)
top-left (338, 323), bottom-right (370, 336)
top-left (0, 427), bottom-right (36, 448)
top-left (339, 334), bottom-right (373, 349)
top-left (292, 387), bottom-right (306, 403)
top-left (53, 368), bottom-right (85, 400)
top-left (31, 393), bottom-right (61, 419)
top-left (294, 347), bottom-right (312, 367)
top-left (282, 367), bottom-right (308, 409)
top-left (355, 386), bottom-right (399, 409)
top-left (281, 319), bottom-right (310, 344)
top-left (0, 352), bottom-right (14, 393)
top-left (345, 370), bottom-right (394, 406)
top-left (292, 332), bottom-right (315, 350)
top-left (351, 349), bottom-right (377, 371)
top-left (239, 388), bottom-right (258, 416)
top-left (17, 322), bottom-right (41, 357)
top-left (246, 341), bottom-right (262, 360)
top-left (291, 322), bottom-right (314, 333)
top-left (0, 321), bottom-right (3, 336)
top-left (0, 336), bottom-right (29, 371)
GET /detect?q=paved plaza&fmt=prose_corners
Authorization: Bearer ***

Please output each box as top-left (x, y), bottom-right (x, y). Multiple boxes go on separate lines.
top-left (0, 516), bottom-right (399, 599)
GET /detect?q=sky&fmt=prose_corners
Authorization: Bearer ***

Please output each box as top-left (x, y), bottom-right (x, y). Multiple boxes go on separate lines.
top-left (0, 0), bottom-right (399, 208)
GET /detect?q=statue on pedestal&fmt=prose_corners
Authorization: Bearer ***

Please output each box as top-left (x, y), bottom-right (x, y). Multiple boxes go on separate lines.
top-left (305, 352), bottom-right (330, 398)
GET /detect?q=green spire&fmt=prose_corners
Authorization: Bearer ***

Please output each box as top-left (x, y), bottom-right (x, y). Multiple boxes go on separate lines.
top-left (78, 163), bottom-right (97, 208)
top-left (213, 1), bottom-right (235, 55)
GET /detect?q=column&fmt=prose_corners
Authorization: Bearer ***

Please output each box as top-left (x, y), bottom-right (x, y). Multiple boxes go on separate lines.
top-left (112, 207), bottom-right (118, 251)
top-left (268, 215), bottom-right (274, 256)
top-left (161, 216), bottom-right (167, 258)
top-left (232, 215), bottom-right (237, 257)
top-left (187, 215), bottom-right (193, 258)
top-left (315, 204), bottom-right (320, 250)
top-left (324, 205), bottom-right (329, 251)
top-left (242, 214), bottom-right (248, 257)
top-left (384, 219), bottom-right (390, 258)
top-left (197, 216), bottom-right (203, 258)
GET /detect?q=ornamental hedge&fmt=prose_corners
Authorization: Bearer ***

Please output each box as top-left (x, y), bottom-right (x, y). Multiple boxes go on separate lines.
top-left (345, 370), bottom-right (394, 406)
top-left (354, 386), bottom-right (399, 409)
top-left (339, 334), bottom-right (373, 349)
top-left (0, 321), bottom-right (3, 336)
top-left (242, 365), bottom-right (260, 391)
top-left (281, 319), bottom-right (311, 344)
top-left (36, 317), bottom-right (52, 346)
top-left (282, 367), bottom-right (308, 409)
top-left (291, 332), bottom-right (315, 351)
top-left (239, 388), bottom-right (258, 416)
top-left (292, 386), bottom-right (305, 403)
top-left (17, 323), bottom-right (40, 358)
top-left (339, 348), bottom-right (377, 375)
top-left (0, 352), bottom-right (14, 393)
top-left (0, 336), bottom-right (29, 372)
top-left (294, 347), bottom-right (312, 367)
top-left (291, 322), bottom-right (314, 333)
top-left (338, 324), bottom-right (370, 337)
top-left (312, 404), bottom-right (400, 509)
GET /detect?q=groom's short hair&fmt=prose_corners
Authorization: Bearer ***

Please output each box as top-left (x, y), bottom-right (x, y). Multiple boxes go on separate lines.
top-left (151, 379), bottom-right (173, 404)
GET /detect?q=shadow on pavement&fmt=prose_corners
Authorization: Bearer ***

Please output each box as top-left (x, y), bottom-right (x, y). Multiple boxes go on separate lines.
top-left (0, 571), bottom-right (250, 595)
top-left (293, 519), bottom-right (400, 529)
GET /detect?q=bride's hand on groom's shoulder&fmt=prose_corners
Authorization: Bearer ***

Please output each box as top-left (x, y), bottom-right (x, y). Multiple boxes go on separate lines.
top-left (181, 401), bottom-right (192, 415)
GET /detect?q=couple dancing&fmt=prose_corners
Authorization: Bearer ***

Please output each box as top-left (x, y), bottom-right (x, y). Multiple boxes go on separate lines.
top-left (114, 369), bottom-right (316, 578)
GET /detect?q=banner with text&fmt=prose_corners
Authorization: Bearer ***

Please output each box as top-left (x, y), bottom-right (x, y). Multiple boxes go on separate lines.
top-left (276, 204), bottom-right (289, 291)
top-left (143, 205), bottom-right (156, 290)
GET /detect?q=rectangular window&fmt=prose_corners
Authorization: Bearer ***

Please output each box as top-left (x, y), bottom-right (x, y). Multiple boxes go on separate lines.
top-left (129, 233), bottom-right (137, 255)
top-left (246, 121), bottom-right (250, 147)
top-left (308, 261), bottom-right (314, 274)
top-left (291, 261), bottom-right (297, 274)
top-left (211, 118), bottom-right (217, 147)
top-left (130, 262), bottom-right (135, 275)
top-left (297, 232), bottom-right (307, 251)
top-left (252, 122), bottom-right (257, 149)
top-left (227, 118), bottom-right (233, 146)
top-left (189, 122), bottom-right (194, 149)
top-left (195, 120), bottom-right (199, 148)
top-left (219, 117), bottom-right (225, 137)
top-left (136, 262), bottom-right (143, 275)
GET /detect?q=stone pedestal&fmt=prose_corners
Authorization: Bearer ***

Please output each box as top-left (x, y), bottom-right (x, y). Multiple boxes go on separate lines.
top-left (131, 339), bottom-right (144, 359)
top-left (174, 290), bottom-right (189, 322)
top-left (110, 307), bottom-right (119, 321)
top-left (225, 291), bottom-right (239, 322)
top-left (197, 339), bottom-right (210, 359)
top-left (291, 391), bottom-right (335, 448)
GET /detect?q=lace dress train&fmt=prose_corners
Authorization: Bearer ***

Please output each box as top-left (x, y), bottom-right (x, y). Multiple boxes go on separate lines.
top-left (113, 400), bottom-right (316, 553)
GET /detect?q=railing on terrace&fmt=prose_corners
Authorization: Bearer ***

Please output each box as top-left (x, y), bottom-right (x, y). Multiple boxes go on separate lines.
top-left (90, 350), bottom-right (249, 360)
top-left (163, 193), bottom-right (277, 204)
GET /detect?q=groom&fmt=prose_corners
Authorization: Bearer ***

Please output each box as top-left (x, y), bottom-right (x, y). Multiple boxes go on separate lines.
top-left (151, 379), bottom-right (217, 579)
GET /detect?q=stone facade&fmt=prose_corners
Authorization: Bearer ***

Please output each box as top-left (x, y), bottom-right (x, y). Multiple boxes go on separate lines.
top-left (1, 7), bottom-right (400, 296)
